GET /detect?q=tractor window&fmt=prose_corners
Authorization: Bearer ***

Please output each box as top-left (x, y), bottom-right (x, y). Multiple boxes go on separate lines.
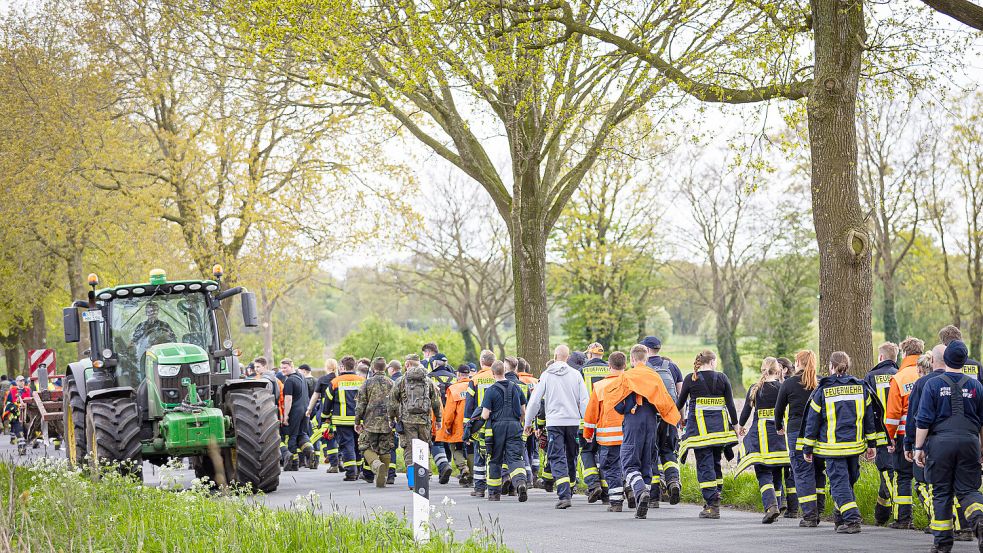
top-left (110, 293), bottom-right (211, 386)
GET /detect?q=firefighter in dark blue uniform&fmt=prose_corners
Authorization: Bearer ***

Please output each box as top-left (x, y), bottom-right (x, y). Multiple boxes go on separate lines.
top-left (865, 342), bottom-right (900, 526)
top-left (677, 350), bottom-right (739, 519)
top-left (914, 340), bottom-right (983, 553)
top-left (428, 353), bottom-right (457, 484)
top-left (736, 358), bottom-right (789, 524)
top-left (580, 343), bottom-right (609, 503)
top-left (800, 351), bottom-right (885, 535)
top-left (643, 336), bottom-right (683, 504)
top-left (479, 361), bottom-right (529, 502)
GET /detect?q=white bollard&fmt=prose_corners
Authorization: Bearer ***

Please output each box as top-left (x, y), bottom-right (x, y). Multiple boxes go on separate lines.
top-left (411, 438), bottom-right (430, 543)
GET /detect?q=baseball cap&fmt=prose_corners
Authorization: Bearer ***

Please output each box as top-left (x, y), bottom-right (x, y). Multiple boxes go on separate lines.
top-left (641, 336), bottom-right (662, 350)
top-left (587, 343), bottom-right (604, 355)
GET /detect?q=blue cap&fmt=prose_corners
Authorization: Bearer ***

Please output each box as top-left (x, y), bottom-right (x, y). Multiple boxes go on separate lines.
top-left (467, 362), bottom-right (477, 371)
top-left (945, 340), bottom-right (969, 369)
top-left (432, 353), bottom-right (448, 362)
top-left (641, 336), bottom-right (662, 350)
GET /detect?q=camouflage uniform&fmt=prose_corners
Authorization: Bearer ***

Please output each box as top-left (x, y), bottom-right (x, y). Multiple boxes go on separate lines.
top-left (355, 372), bottom-right (396, 486)
top-left (388, 366), bottom-right (443, 472)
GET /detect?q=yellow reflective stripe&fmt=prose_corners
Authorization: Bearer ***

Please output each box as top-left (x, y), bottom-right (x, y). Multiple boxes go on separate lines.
top-left (510, 467), bottom-right (526, 478)
top-left (556, 477), bottom-right (571, 486)
top-left (342, 460), bottom-right (358, 467)
top-left (700, 481), bottom-right (719, 489)
top-left (931, 520), bottom-right (954, 531)
top-left (760, 484), bottom-right (775, 493)
top-left (799, 494), bottom-right (817, 503)
top-left (967, 503), bottom-right (983, 518)
top-left (839, 501), bottom-right (858, 512)
top-left (855, 398), bottom-right (863, 445)
top-left (895, 496), bottom-right (913, 505)
top-left (583, 467), bottom-right (599, 476)
top-left (487, 477), bottom-right (503, 486)
top-left (810, 400), bottom-right (821, 413)
top-left (825, 397), bottom-right (837, 444)
top-left (696, 409), bottom-right (708, 436)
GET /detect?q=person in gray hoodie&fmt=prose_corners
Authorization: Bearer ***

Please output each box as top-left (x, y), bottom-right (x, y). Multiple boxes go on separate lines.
top-left (524, 344), bottom-right (590, 509)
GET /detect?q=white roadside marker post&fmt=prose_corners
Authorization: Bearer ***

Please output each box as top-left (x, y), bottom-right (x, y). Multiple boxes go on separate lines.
top-left (411, 438), bottom-right (430, 543)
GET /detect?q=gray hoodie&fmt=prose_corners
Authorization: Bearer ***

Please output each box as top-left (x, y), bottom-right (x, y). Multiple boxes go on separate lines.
top-left (524, 360), bottom-right (589, 427)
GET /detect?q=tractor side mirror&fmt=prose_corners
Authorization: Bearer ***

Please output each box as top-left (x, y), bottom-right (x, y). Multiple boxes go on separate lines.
top-left (241, 292), bottom-right (259, 328)
top-left (63, 307), bottom-right (80, 343)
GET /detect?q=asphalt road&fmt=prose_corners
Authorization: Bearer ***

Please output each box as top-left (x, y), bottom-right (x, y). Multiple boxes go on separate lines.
top-left (2, 438), bottom-right (976, 553)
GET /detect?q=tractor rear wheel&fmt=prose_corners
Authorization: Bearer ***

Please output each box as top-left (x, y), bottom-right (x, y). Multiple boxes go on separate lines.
top-left (86, 397), bottom-right (143, 478)
top-left (226, 388), bottom-right (280, 493)
top-left (63, 378), bottom-right (87, 468)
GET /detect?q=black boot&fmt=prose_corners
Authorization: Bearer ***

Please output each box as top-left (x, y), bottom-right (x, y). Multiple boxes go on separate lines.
top-left (874, 503), bottom-right (892, 526)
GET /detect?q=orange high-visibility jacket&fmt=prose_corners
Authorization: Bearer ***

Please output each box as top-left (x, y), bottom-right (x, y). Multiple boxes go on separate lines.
top-left (435, 377), bottom-right (471, 443)
top-left (884, 354), bottom-right (921, 439)
top-left (605, 364), bottom-right (681, 426)
top-left (583, 374), bottom-right (624, 446)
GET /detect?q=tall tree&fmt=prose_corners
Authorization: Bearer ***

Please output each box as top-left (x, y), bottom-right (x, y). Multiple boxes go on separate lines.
top-left (549, 117), bottom-right (666, 351)
top-left (678, 161), bottom-right (773, 386)
top-left (235, 0), bottom-right (774, 369)
top-left (859, 96), bottom-right (925, 343)
top-left (379, 179), bottom-right (513, 363)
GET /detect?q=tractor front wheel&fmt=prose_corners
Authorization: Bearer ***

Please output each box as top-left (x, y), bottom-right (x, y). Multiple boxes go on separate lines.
top-left (63, 378), bottom-right (87, 467)
top-left (86, 397), bottom-right (143, 478)
top-left (226, 388), bottom-right (280, 493)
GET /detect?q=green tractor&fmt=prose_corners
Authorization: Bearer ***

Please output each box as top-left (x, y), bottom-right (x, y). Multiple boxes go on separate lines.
top-left (61, 266), bottom-right (280, 492)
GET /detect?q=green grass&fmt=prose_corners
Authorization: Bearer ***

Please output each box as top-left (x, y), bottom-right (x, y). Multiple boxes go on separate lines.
top-left (678, 459), bottom-right (929, 527)
top-left (0, 459), bottom-right (508, 553)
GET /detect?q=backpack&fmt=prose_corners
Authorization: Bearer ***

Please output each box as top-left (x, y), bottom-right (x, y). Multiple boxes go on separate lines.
top-left (654, 360), bottom-right (678, 402)
top-left (403, 368), bottom-right (432, 416)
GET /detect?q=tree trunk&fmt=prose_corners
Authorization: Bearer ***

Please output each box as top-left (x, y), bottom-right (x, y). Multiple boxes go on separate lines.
top-left (67, 250), bottom-right (90, 357)
top-left (971, 283), bottom-right (983, 360)
top-left (510, 206), bottom-right (550, 375)
top-left (715, 310), bottom-right (743, 389)
top-left (3, 347), bottom-right (19, 378)
top-left (881, 273), bottom-right (900, 344)
top-left (808, 0), bottom-right (872, 376)
top-left (460, 327), bottom-right (478, 364)
top-left (20, 306), bottom-right (47, 353)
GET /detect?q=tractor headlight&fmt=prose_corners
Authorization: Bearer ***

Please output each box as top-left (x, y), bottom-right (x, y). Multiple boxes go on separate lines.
top-left (190, 362), bottom-right (210, 375)
top-left (158, 364), bottom-right (180, 377)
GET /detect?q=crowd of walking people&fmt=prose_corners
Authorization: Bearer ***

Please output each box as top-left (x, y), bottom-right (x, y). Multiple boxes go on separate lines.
top-left (232, 326), bottom-right (983, 553)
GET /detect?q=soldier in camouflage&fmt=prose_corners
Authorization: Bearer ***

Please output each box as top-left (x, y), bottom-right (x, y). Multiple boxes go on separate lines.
top-left (388, 354), bottom-right (443, 487)
top-left (355, 357), bottom-right (396, 487)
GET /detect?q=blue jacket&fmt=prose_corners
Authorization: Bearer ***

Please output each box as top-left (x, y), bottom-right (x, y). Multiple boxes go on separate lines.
top-left (864, 360), bottom-right (898, 428)
top-left (798, 374), bottom-right (887, 457)
top-left (904, 369), bottom-right (945, 452)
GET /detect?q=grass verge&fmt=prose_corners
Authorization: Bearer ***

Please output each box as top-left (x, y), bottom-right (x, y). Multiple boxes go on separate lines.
top-left (0, 457), bottom-right (509, 553)
top-left (677, 458), bottom-right (928, 527)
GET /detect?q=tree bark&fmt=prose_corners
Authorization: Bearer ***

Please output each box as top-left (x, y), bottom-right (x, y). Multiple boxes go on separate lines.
top-left (510, 200), bottom-right (550, 374)
top-left (715, 310), bottom-right (743, 391)
top-left (460, 327), bottom-right (478, 364)
top-left (971, 282), bottom-right (983, 359)
top-left (808, 0), bottom-right (872, 376)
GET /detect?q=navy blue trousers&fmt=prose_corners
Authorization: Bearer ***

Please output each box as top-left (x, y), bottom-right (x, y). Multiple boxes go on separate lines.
top-left (547, 426), bottom-right (580, 500)
top-left (825, 455), bottom-right (861, 524)
top-left (787, 429), bottom-right (825, 518)
top-left (598, 444), bottom-right (624, 504)
top-left (621, 408), bottom-right (658, 499)
top-left (335, 425), bottom-right (358, 478)
top-left (694, 446), bottom-right (723, 504)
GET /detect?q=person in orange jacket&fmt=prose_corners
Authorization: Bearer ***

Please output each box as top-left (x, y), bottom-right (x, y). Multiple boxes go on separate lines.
top-left (436, 364), bottom-right (474, 486)
top-left (584, 351), bottom-right (628, 512)
top-left (608, 344), bottom-right (681, 519)
top-left (884, 336), bottom-right (925, 529)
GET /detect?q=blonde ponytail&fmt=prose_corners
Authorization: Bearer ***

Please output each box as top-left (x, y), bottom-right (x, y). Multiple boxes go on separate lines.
top-left (750, 357), bottom-right (781, 406)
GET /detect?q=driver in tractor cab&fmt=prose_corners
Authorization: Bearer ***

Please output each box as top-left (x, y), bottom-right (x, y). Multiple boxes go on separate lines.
top-left (133, 302), bottom-right (177, 347)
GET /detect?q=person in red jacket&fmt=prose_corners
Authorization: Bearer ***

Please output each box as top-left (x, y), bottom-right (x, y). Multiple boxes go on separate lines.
top-left (2, 376), bottom-right (30, 445)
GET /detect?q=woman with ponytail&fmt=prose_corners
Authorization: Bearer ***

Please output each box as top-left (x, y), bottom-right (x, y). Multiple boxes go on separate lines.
top-left (675, 350), bottom-right (739, 519)
top-left (775, 350), bottom-right (827, 527)
top-left (800, 351), bottom-right (886, 535)
top-left (736, 357), bottom-right (791, 524)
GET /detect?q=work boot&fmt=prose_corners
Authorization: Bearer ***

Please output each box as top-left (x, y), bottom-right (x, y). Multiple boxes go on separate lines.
top-left (517, 482), bottom-right (528, 503)
top-left (669, 481), bottom-right (681, 505)
top-left (799, 514), bottom-right (820, 527)
top-left (835, 522), bottom-right (861, 534)
top-left (459, 471), bottom-right (472, 487)
top-left (954, 529), bottom-right (973, 542)
top-left (661, 484), bottom-right (670, 503)
top-left (343, 473), bottom-right (358, 481)
top-left (488, 493), bottom-right (501, 502)
top-left (889, 519), bottom-right (915, 530)
top-left (600, 490), bottom-right (610, 505)
top-left (284, 456), bottom-right (299, 472)
top-left (531, 476), bottom-right (542, 489)
top-left (587, 486), bottom-right (603, 504)
top-left (504, 481), bottom-right (516, 496)
top-left (373, 457), bottom-right (389, 488)
top-left (470, 489), bottom-right (485, 498)
top-left (649, 487), bottom-right (659, 509)
top-left (608, 503), bottom-right (623, 513)
top-left (439, 465), bottom-right (452, 485)
top-left (543, 479), bottom-right (554, 493)
top-left (699, 503), bottom-right (721, 519)
top-left (627, 489), bottom-right (637, 509)
top-left (762, 505), bottom-right (780, 524)
top-left (635, 492), bottom-right (650, 519)
top-left (326, 464), bottom-right (340, 474)
top-left (387, 475), bottom-right (395, 485)
top-left (974, 518), bottom-right (983, 552)
top-left (816, 494), bottom-right (826, 515)
top-left (929, 545), bottom-right (953, 553)
top-left (555, 499), bottom-right (572, 509)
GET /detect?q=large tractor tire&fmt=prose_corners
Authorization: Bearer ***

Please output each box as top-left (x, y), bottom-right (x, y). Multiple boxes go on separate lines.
top-left (63, 378), bottom-right (87, 467)
top-left (226, 388), bottom-right (280, 493)
top-left (86, 397), bottom-right (143, 478)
